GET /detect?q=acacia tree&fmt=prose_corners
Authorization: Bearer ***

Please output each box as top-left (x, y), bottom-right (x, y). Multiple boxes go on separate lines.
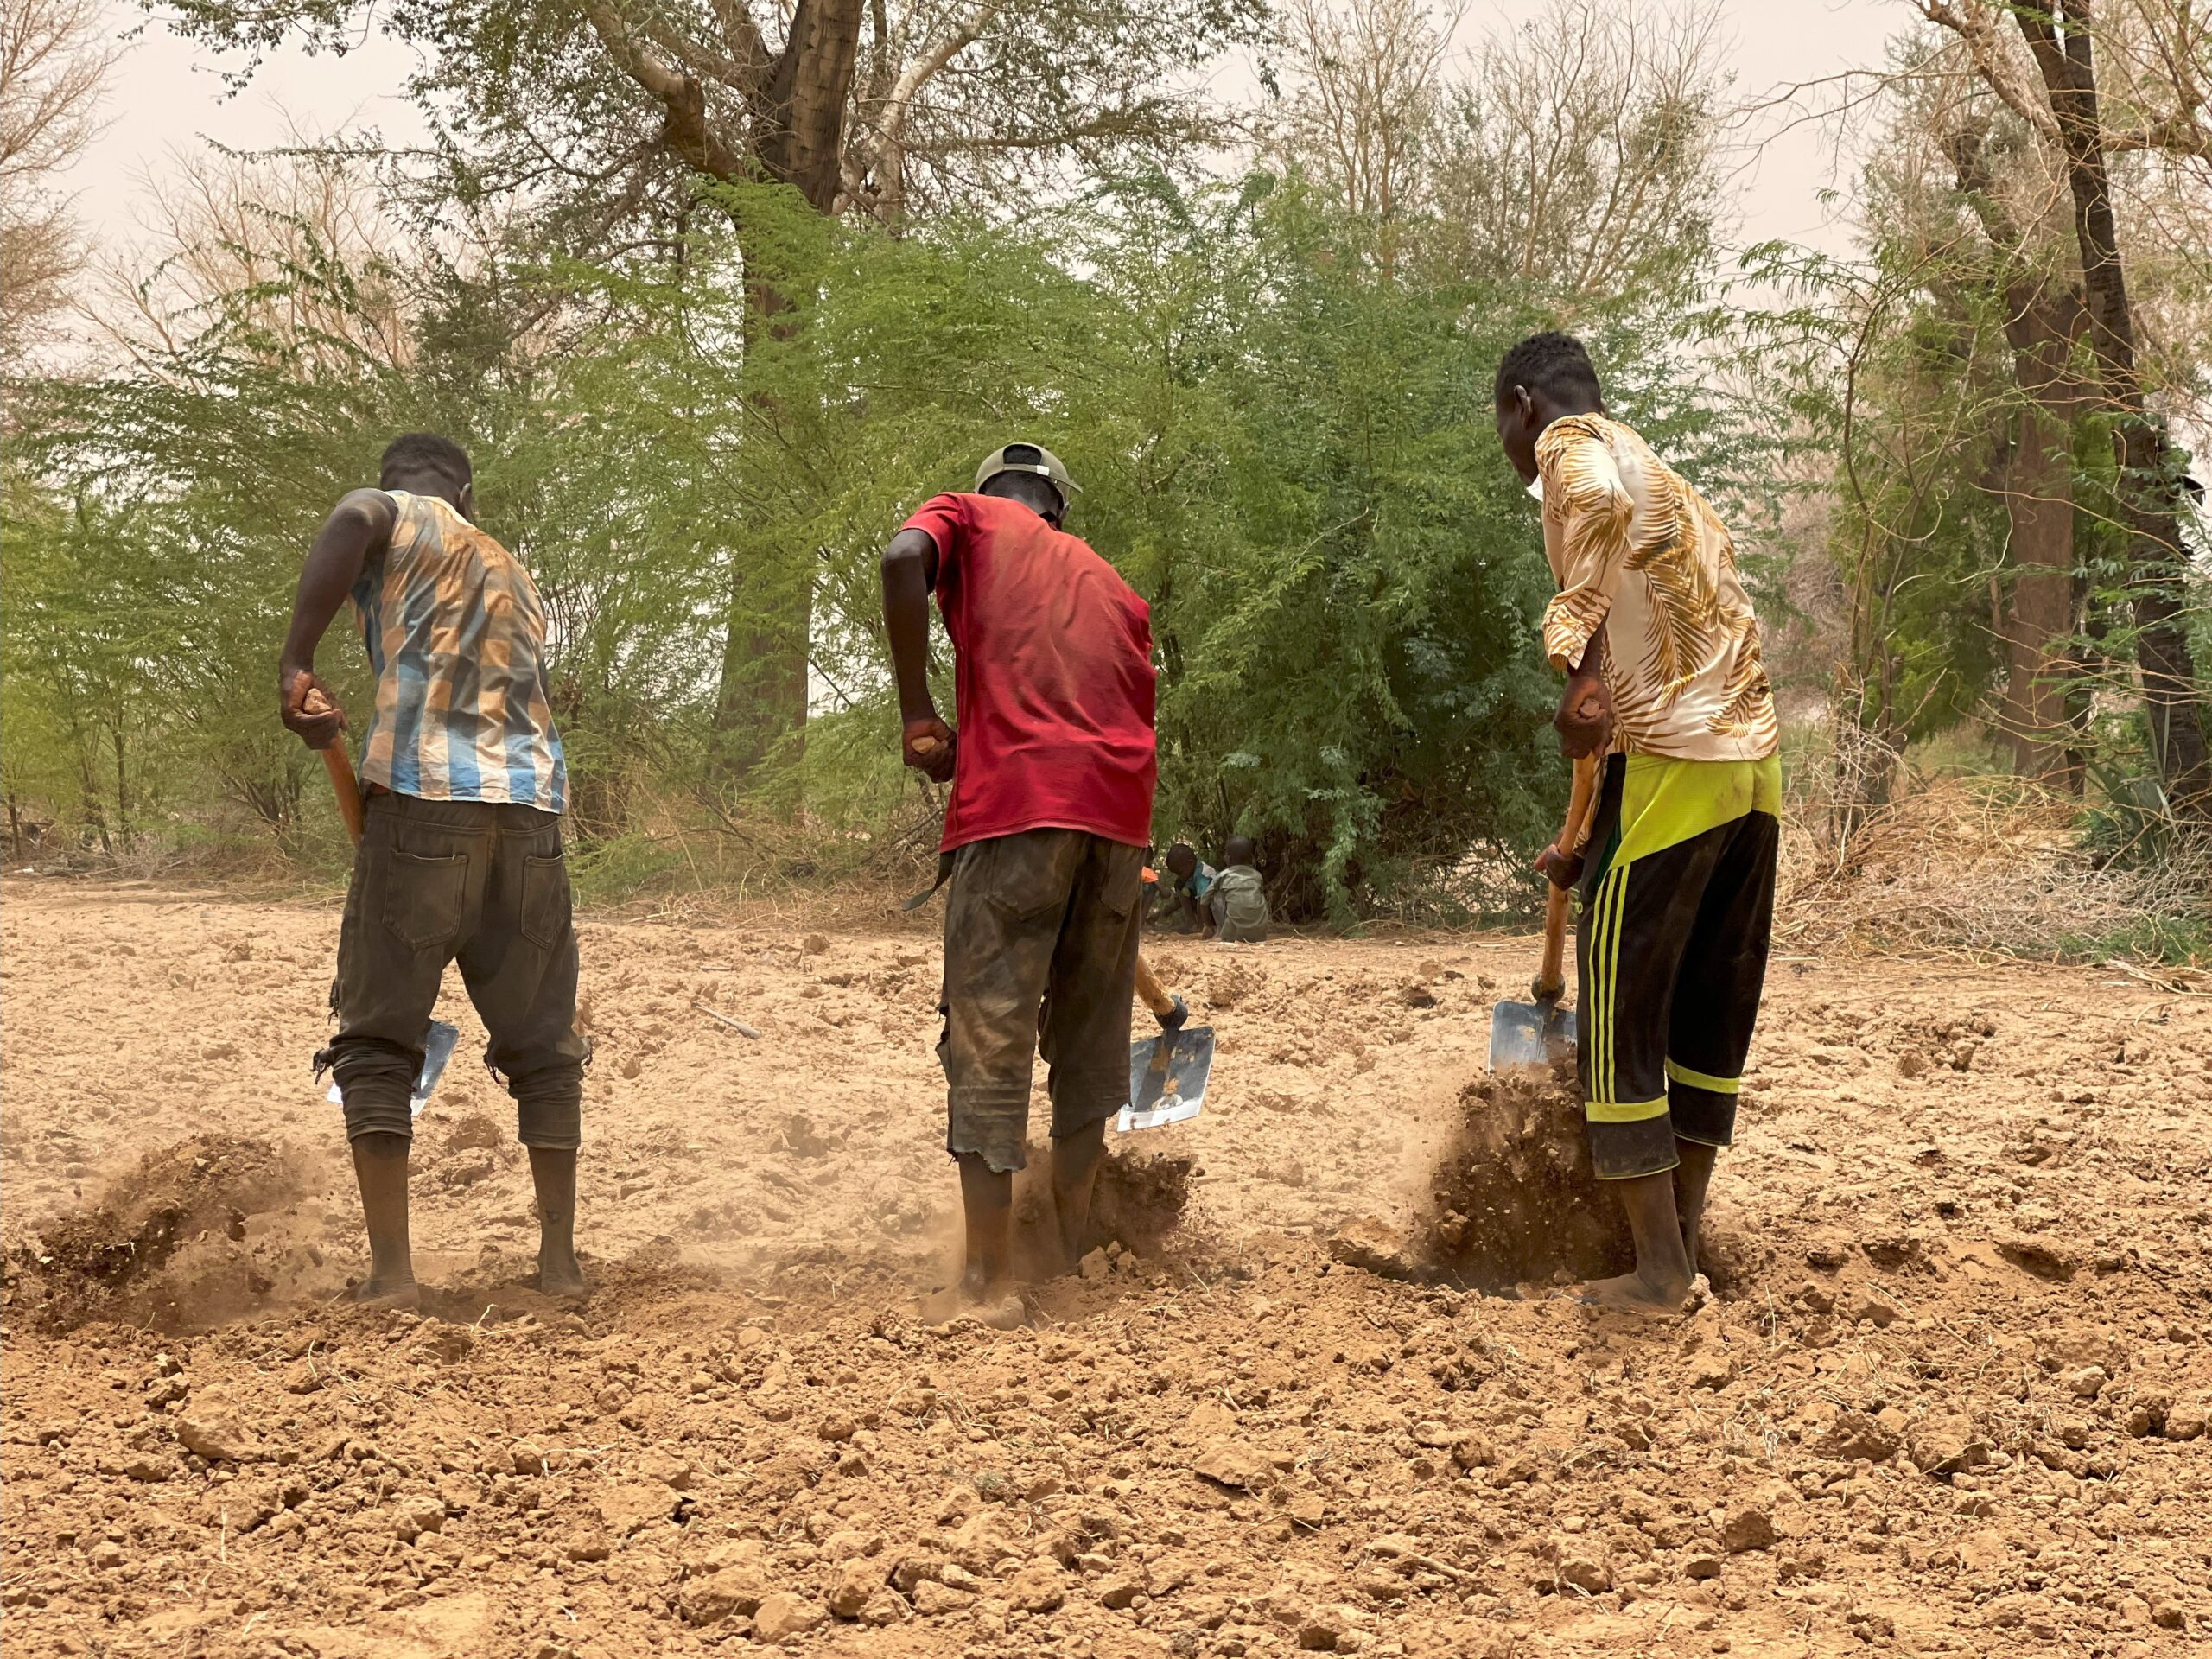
top-left (159, 0), bottom-right (1267, 779)
top-left (1944, 107), bottom-right (2094, 785)
top-left (1921, 0), bottom-right (2211, 808)
top-left (1271, 0), bottom-right (1458, 245)
top-left (91, 138), bottom-right (414, 371)
top-left (0, 0), bottom-right (118, 365)
top-left (164, 0), bottom-right (1265, 230)
top-left (1424, 0), bottom-right (1728, 307)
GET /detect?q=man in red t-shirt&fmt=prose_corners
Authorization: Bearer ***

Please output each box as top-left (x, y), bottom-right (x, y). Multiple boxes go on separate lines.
top-left (881, 442), bottom-right (1159, 1326)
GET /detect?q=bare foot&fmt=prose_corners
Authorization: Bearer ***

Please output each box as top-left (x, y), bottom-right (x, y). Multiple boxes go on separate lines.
top-left (1559, 1268), bottom-right (1691, 1313)
top-left (918, 1281), bottom-right (1026, 1330)
top-left (352, 1275), bottom-right (423, 1310)
top-left (536, 1251), bottom-right (588, 1302)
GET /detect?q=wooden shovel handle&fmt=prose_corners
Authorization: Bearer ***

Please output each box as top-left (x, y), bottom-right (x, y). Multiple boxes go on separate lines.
top-left (1133, 951), bottom-right (1178, 1019)
top-left (1533, 753), bottom-right (1599, 1001)
top-left (321, 745), bottom-right (367, 848)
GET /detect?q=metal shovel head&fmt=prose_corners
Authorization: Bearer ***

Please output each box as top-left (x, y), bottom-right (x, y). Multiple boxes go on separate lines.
top-left (1488, 997), bottom-right (1577, 1071)
top-left (327, 1019), bottom-right (462, 1117)
top-left (1118, 1024), bottom-right (1215, 1133)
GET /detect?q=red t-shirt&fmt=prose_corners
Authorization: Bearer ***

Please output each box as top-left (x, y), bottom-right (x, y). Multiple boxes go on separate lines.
top-left (901, 492), bottom-right (1158, 851)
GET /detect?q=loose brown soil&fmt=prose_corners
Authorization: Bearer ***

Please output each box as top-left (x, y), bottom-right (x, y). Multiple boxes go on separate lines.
top-left (1417, 1058), bottom-right (1635, 1292)
top-left (11, 1134), bottom-right (324, 1333)
top-left (3, 884), bottom-right (2209, 1658)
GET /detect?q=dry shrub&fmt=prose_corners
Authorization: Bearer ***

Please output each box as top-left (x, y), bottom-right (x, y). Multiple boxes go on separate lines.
top-left (1777, 772), bottom-right (2211, 963)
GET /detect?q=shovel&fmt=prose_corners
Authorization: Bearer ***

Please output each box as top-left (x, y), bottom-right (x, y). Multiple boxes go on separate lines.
top-left (318, 741), bottom-right (461, 1113)
top-left (1489, 753), bottom-right (1599, 1071)
top-left (1120, 952), bottom-right (1214, 1132)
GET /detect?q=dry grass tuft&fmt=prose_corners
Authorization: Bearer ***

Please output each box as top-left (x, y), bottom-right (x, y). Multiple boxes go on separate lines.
top-left (1777, 771), bottom-right (2211, 965)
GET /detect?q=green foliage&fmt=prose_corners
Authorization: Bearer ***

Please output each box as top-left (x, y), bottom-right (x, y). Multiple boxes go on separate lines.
top-left (1081, 178), bottom-right (1567, 917)
top-left (7, 158), bottom-right (1760, 917)
top-left (2048, 912), bottom-right (2212, 969)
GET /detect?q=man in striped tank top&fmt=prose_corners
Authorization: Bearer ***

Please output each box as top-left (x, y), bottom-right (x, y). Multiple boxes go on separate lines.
top-left (280, 434), bottom-right (590, 1307)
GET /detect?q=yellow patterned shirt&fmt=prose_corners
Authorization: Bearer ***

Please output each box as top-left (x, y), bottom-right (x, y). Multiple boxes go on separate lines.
top-left (1536, 414), bottom-right (1778, 763)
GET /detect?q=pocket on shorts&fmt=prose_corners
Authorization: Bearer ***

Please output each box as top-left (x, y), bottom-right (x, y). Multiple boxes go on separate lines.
top-left (382, 848), bottom-right (467, 952)
top-left (982, 833), bottom-right (1071, 925)
top-left (520, 849), bottom-right (572, 950)
top-left (1095, 845), bottom-right (1145, 918)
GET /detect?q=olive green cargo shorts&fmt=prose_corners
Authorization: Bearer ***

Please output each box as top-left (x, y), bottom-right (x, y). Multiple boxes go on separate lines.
top-left (938, 828), bottom-right (1144, 1173)
top-left (319, 791), bottom-right (589, 1147)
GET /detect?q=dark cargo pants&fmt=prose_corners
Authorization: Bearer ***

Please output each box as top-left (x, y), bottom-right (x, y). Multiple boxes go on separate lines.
top-left (938, 828), bottom-right (1144, 1173)
top-left (321, 791), bottom-right (589, 1147)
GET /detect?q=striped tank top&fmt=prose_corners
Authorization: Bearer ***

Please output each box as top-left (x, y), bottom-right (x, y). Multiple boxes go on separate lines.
top-left (350, 491), bottom-right (567, 812)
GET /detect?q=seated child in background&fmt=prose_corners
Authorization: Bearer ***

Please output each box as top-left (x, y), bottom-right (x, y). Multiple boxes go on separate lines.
top-left (1159, 842), bottom-right (1215, 933)
top-left (1207, 836), bottom-right (1270, 943)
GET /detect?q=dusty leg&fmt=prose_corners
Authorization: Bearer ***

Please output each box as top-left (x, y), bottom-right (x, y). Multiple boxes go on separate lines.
top-left (528, 1147), bottom-right (587, 1300)
top-left (349, 1133), bottom-right (421, 1307)
top-left (1048, 1116), bottom-right (1108, 1272)
top-left (1673, 1141), bottom-right (1719, 1278)
top-left (1566, 1170), bottom-right (1694, 1312)
top-left (1037, 836), bottom-right (1139, 1275)
top-left (921, 1154), bottom-right (1024, 1328)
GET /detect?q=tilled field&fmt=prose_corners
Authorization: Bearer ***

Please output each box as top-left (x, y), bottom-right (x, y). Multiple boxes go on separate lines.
top-left (2, 882), bottom-right (2209, 1658)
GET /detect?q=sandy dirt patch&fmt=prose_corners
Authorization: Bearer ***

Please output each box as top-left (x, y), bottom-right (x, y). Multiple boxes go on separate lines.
top-left (2, 882), bottom-right (2209, 1657)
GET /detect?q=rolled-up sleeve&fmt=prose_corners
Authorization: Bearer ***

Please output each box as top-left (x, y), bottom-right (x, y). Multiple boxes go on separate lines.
top-left (1537, 425), bottom-right (1632, 671)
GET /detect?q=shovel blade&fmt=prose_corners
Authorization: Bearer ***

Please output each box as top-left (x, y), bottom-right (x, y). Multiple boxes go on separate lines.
top-left (1119, 1024), bottom-right (1215, 1132)
top-left (1488, 998), bottom-right (1576, 1071)
top-left (413, 1020), bottom-right (461, 1108)
top-left (327, 1019), bottom-right (462, 1116)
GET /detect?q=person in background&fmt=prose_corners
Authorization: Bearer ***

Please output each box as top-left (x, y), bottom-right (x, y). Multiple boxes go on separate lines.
top-left (1159, 842), bottom-right (1214, 933)
top-left (1207, 836), bottom-right (1270, 943)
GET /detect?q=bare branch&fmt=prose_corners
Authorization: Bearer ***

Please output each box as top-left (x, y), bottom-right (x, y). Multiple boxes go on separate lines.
top-left (581, 1), bottom-right (746, 179)
top-left (1918, 0), bottom-right (2062, 146)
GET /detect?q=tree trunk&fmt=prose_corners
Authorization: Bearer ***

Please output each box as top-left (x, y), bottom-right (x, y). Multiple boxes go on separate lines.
top-left (584, 0), bottom-right (867, 783)
top-left (1995, 295), bottom-right (2087, 791)
top-left (1945, 119), bottom-right (2090, 791)
top-left (757, 0), bottom-right (866, 213)
top-left (2018, 4), bottom-right (2210, 809)
top-left (706, 0), bottom-right (864, 779)
top-left (112, 724), bottom-right (130, 849)
top-left (78, 746), bottom-right (110, 858)
top-left (709, 593), bottom-right (811, 779)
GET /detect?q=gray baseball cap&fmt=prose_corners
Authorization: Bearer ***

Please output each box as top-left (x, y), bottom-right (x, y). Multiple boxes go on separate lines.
top-left (974, 442), bottom-right (1079, 502)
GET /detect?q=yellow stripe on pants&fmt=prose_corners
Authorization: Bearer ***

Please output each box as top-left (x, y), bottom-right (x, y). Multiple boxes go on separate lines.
top-left (1583, 864), bottom-right (1627, 1108)
top-left (1602, 865), bottom-right (1626, 1106)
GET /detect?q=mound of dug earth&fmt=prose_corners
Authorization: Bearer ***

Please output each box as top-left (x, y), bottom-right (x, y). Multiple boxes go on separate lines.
top-left (6, 1135), bottom-right (321, 1332)
top-left (1419, 1058), bottom-right (1636, 1291)
top-left (1010, 1141), bottom-right (1197, 1278)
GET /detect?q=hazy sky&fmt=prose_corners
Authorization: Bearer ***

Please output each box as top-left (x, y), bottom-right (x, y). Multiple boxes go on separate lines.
top-left (70, 0), bottom-right (1899, 261)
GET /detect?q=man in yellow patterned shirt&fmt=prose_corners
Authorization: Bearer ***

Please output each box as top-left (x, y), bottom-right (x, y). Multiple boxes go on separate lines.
top-left (1495, 332), bottom-right (1781, 1313)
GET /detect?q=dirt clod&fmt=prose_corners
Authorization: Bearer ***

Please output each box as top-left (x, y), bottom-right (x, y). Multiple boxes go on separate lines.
top-left (1010, 1143), bottom-right (1193, 1277)
top-left (175, 1412), bottom-right (257, 1463)
top-left (1720, 1507), bottom-right (1776, 1553)
top-left (752, 1592), bottom-right (828, 1644)
top-left (1415, 1058), bottom-right (1634, 1290)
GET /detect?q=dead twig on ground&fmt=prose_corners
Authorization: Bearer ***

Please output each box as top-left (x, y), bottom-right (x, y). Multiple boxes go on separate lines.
top-left (691, 1001), bottom-right (761, 1039)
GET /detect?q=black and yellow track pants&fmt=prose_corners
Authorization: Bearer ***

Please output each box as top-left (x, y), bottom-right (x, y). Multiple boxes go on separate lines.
top-left (1576, 755), bottom-right (1778, 1180)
